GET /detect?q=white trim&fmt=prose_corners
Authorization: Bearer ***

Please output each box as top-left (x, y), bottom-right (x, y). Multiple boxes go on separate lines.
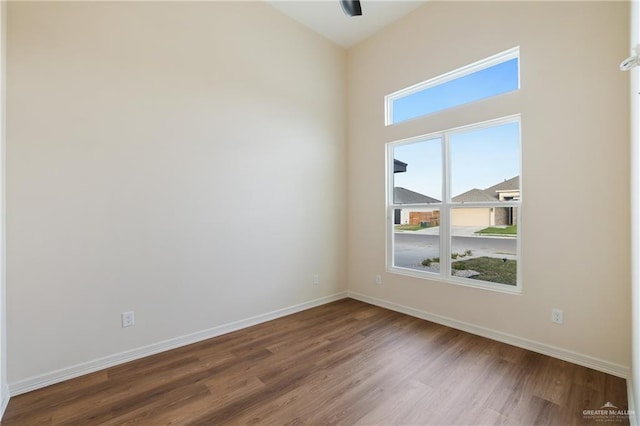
top-left (8, 292), bottom-right (348, 396)
top-left (0, 384), bottom-right (7, 419)
top-left (442, 131), bottom-right (452, 278)
top-left (384, 46), bottom-right (520, 126)
top-left (628, 378), bottom-right (637, 426)
top-left (348, 291), bottom-right (630, 379)
top-left (451, 201), bottom-right (520, 208)
top-left (388, 114), bottom-right (521, 150)
top-left (386, 265), bottom-right (522, 295)
top-left (631, 0), bottom-right (640, 423)
top-left (386, 115), bottom-right (522, 293)
top-left (1, 0), bottom-right (7, 421)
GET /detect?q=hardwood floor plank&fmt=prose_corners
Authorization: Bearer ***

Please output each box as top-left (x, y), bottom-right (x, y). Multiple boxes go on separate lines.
top-left (2, 299), bottom-right (629, 425)
top-left (353, 379), bottom-right (434, 425)
top-left (0, 370), bottom-right (109, 422)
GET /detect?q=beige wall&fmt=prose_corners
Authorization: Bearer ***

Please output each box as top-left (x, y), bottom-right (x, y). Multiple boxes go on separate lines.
top-left (7, 2), bottom-right (347, 384)
top-left (348, 1), bottom-right (631, 367)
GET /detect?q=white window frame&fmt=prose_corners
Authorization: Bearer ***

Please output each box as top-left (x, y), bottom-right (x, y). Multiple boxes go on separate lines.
top-left (386, 115), bottom-right (522, 294)
top-left (385, 47), bottom-right (520, 126)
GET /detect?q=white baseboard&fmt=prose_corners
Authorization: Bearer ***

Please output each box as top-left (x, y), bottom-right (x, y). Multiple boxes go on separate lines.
top-left (9, 292), bottom-right (348, 396)
top-left (8, 290), bottom-right (630, 398)
top-left (348, 291), bottom-right (631, 379)
top-left (0, 383), bottom-right (9, 419)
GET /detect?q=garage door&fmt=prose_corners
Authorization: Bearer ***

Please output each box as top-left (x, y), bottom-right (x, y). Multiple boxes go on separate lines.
top-left (451, 208), bottom-right (491, 227)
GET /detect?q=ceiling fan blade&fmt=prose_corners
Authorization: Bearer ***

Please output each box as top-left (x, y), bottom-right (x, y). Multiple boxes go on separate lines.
top-left (340, 0), bottom-right (362, 17)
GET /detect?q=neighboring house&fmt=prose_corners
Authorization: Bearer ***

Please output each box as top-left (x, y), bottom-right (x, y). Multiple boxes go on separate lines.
top-left (393, 187), bottom-right (440, 225)
top-left (393, 177), bottom-right (519, 227)
top-left (393, 159), bottom-right (441, 226)
top-left (452, 176), bottom-right (520, 227)
top-left (394, 159), bottom-right (408, 173)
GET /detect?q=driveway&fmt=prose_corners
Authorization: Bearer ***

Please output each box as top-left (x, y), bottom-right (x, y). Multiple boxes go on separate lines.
top-left (393, 232), bottom-right (517, 270)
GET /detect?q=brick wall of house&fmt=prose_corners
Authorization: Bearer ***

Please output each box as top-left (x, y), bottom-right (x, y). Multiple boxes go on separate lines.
top-left (495, 207), bottom-right (517, 226)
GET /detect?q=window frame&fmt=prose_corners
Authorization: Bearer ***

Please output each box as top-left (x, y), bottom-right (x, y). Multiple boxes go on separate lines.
top-left (384, 47), bottom-right (520, 126)
top-left (386, 115), bottom-right (522, 294)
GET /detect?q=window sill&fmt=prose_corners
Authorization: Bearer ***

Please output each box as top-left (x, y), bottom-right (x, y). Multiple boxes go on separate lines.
top-left (387, 265), bottom-right (522, 295)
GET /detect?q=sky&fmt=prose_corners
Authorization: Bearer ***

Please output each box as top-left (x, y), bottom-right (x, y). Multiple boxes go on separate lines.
top-left (393, 122), bottom-right (520, 200)
top-left (391, 57), bottom-right (520, 200)
top-left (392, 58), bottom-right (519, 124)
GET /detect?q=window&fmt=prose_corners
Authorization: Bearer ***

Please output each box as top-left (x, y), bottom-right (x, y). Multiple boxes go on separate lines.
top-left (387, 116), bottom-right (521, 292)
top-left (385, 47), bottom-right (519, 125)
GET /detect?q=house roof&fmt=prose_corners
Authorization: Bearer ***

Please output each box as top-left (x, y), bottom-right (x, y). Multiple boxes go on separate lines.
top-left (394, 187), bottom-right (440, 204)
top-left (453, 176), bottom-right (520, 203)
top-left (484, 176), bottom-right (519, 195)
top-left (452, 188), bottom-right (497, 203)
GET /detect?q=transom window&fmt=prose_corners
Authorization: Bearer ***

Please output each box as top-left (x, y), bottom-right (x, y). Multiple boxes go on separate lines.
top-left (385, 47), bottom-right (520, 125)
top-left (387, 116), bottom-right (522, 293)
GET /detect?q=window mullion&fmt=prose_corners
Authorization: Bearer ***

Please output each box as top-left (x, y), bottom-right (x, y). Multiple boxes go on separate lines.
top-left (441, 133), bottom-right (451, 278)
top-left (386, 145), bottom-right (394, 271)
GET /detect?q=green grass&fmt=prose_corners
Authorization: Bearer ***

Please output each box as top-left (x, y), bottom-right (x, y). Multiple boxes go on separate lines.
top-left (451, 256), bottom-right (517, 285)
top-left (395, 225), bottom-right (424, 231)
top-left (422, 251), bottom-right (471, 267)
top-left (421, 257), bottom-right (439, 267)
top-left (476, 225), bottom-right (517, 235)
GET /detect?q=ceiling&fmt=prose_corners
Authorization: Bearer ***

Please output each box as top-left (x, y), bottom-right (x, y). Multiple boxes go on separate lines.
top-left (266, 1), bottom-right (427, 48)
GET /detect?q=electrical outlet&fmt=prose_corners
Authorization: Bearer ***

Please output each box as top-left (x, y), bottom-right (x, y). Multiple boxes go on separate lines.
top-left (122, 311), bottom-right (135, 328)
top-left (551, 308), bottom-right (564, 324)
top-left (375, 274), bottom-right (383, 285)
top-left (313, 274), bottom-right (319, 285)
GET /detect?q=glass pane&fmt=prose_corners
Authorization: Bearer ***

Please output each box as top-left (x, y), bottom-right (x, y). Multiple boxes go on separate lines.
top-left (392, 58), bottom-right (519, 124)
top-left (393, 208), bottom-right (440, 272)
top-left (450, 207), bottom-right (518, 286)
top-left (392, 138), bottom-right (442, 204)
top-left (450, 121), bottom-right (520, 202)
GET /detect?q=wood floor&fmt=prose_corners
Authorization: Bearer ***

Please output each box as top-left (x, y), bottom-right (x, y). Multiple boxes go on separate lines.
top-left (2, 298), bottom-right (629, 425)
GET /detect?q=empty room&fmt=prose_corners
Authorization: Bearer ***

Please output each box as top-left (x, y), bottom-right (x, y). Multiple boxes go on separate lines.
top-left (0, 0), bottom-right (639, 424)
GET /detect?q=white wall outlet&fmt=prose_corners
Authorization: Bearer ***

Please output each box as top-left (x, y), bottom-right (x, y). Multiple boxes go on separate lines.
top-left (375, 274), bottom-right (382, 285)
top-left (313, 274), bottom-right (319, 285)
top-left (551, 308), bottom-right (564, 324)
top-left (122, 311), bottom-right (135, 328)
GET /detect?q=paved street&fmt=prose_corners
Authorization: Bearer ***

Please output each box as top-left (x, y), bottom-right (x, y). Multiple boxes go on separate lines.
top-left (393, 233), bottom-right (517, 269)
